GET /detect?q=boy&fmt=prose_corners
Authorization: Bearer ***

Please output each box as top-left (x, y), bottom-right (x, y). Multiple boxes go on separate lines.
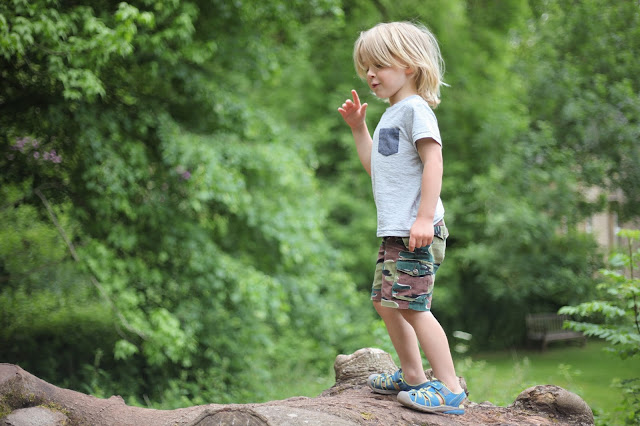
top-left (337, 21), bottom-right (466, 415)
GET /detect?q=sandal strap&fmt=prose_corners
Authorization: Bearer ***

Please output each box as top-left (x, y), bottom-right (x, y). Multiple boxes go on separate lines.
top-left (372, 369), bottom-right (405, 391)
top-left (410, 380), bottom-right (464, 408)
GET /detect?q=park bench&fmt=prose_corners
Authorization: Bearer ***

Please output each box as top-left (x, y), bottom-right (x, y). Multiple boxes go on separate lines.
top-left (525, 313), bottom-right (586, 350)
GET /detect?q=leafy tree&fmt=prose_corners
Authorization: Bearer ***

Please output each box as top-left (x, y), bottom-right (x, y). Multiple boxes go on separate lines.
top-left (1, 0), bottom-right (367, 406)
top-left (521, 0), bottom-right (640, 220)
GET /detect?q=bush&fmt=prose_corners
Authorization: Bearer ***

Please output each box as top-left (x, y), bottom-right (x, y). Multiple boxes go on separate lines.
top-left (560, 229), bottom-right (640, 424)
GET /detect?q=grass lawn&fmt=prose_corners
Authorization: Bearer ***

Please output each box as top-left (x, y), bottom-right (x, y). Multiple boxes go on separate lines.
top-left (459, 339), bottom-right (639, 424)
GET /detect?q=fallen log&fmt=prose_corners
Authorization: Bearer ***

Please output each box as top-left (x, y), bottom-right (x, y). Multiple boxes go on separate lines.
top-left (0, 348), bottom-right (594, 425)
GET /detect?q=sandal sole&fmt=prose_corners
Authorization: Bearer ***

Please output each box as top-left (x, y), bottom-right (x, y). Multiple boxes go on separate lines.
top-left (369, 386), bottom-right (400, 395)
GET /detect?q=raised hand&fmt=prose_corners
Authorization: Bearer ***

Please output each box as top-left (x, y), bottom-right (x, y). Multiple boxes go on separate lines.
top-left (338, 90), bottom-right (368, 130)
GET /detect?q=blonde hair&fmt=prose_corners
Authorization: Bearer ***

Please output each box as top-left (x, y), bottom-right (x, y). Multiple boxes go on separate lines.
top-left (353, 21), bottom-right (445, 108)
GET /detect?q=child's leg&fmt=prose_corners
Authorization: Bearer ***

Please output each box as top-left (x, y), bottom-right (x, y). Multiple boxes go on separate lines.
top-left (399, 309), bottom-right (463, 394)
top-left (373, 301), bottom-right (428, 385)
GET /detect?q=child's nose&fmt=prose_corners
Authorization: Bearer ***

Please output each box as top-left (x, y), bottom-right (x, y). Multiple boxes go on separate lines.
top-left (367, 67), bottom-right (375, 77)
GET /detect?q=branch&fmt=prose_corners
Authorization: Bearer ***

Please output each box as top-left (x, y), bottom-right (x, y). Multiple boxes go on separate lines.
top-left (34, 187), bottom-right (147, 341)
top-left (371, 0), bottom-right (389, 20)
top-left (627, 236), bottom-right (640, 334)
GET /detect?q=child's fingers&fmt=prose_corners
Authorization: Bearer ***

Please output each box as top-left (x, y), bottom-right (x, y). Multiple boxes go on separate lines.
top-left (338, 93), bottom-right (366, 119)
top-left (339, 100), bottom-right (356, 113)
top-left (351, 90), bottom-right (360, 107)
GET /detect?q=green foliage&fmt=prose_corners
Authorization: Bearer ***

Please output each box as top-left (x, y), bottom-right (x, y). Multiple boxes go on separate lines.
top-left (1, 0), bottom-right (368, 406)
top-left (561, 229), bottom-right (640, 424)
top-left (611, 378), bottom-right (640, 425)
top-left (521, 0), bottom-right (640, 221)
top-left (560, 229), bottom-right (640, 359)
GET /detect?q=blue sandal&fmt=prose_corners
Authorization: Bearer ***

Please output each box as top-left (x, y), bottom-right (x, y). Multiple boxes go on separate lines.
top-left (367, 369), bottom-right (430, 395)
top-left (397, 380), bottom-right (466, 415)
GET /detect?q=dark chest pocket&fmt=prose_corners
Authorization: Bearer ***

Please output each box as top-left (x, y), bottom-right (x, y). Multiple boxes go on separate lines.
top-left (378, 128), bottom-right (400, 156)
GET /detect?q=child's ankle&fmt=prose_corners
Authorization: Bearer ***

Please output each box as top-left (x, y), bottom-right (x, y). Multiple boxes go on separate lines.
top-left (443, 380), bottom-right (464, 394)
top-left (403, 371), bottom-right (428, 387)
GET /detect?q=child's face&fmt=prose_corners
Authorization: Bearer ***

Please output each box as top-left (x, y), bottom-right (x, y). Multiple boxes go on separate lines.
top-left (366, 64), bottom-right (415, 105)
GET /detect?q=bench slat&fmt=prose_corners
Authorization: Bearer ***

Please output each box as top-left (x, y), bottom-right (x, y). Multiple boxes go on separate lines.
top-left (525, 313), bottom-right (586, 350)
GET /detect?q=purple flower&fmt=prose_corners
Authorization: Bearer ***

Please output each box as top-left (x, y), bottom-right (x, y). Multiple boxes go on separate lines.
top-left (175, 165), bottom-right (191, 180)
top-left (48, 150), bottom-right (62, 163)
top-left (10, 137), bottom-right (62, 164)
top-left (13, 137), bottom-right (28, 152)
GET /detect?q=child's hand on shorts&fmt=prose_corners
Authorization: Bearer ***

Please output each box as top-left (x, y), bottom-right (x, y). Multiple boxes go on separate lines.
top-left (409, 216), bottom-right (434, 251)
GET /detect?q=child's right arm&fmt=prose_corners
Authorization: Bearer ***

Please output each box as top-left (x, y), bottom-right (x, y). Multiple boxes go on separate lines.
top-left (338, 90), bottom-right (372, 176)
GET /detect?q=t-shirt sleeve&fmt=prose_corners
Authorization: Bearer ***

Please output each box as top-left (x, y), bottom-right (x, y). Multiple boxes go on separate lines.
top-left (411, 102), bottom-right (442, 147)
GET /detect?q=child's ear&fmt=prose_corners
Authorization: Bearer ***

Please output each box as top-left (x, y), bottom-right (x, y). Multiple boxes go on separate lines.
top-left (404, 67), bottom-right (415, 76)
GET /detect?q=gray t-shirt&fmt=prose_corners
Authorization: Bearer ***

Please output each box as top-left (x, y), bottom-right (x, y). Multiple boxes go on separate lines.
top-left (371, 95), bottom-right (445, 237)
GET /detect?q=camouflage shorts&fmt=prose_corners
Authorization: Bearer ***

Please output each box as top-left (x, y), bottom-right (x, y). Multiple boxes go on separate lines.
top-left (371, 222), bottom-right (449, 311)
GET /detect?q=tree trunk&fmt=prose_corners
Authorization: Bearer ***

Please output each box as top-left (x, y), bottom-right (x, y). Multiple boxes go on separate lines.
top-left (0, 348), bottom-right (594, 425)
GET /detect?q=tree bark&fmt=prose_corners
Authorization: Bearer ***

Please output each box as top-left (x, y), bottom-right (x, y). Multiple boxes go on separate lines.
top-left (0, 348), bottom-right (594, 425)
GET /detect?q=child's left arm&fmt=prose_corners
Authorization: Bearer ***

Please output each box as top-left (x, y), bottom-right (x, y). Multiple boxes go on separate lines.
top-left (408, 137), bottom-right (443, 252)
